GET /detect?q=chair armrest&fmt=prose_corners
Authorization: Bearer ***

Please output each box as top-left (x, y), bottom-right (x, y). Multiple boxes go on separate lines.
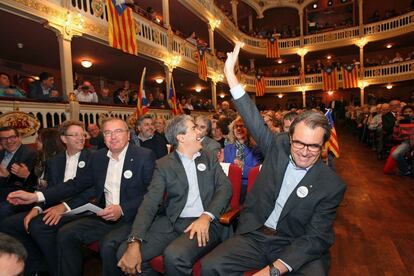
top-left (219, 206), bottom-right (241, 225)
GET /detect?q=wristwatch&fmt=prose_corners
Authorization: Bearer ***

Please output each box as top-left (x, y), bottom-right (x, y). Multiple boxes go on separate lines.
top-left (126, 236), bottom-right (142, 244)
top-left (269, 263), bottom-right (280, 276)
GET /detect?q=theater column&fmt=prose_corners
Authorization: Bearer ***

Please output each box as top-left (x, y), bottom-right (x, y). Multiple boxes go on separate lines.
top-left (231, 0), bottom-right (239, 27)
top-left (208, 19), bottom-right (221, 55)
top-left (356, 38), bottom-right (367, 106)
top-left (299, 9), bottom-right (304, 46)
top-left (162, 0), bottom-right (170, 29)
top-left (211, 80), bottom-right (217, 110)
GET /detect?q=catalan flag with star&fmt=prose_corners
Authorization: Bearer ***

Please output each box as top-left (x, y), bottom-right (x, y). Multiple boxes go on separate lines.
top-left (136, 67), bottom-right (149, 117)
top-left (168, 75), bottom-right (181, 116)
top-left (195, 45), bottom-right (208, 81)
top-left (255, 74), bottom-right (266, 97)
top-left (342, 64), bottom-right (359, 89)
top-left (107, 0), bottom-right (137, 55)
top-left (322, 66), bottom-right (338, 91)
top-left (325, 109), bottom-right (340, 158)
top-left (266, 37), bottom-right (280, 58)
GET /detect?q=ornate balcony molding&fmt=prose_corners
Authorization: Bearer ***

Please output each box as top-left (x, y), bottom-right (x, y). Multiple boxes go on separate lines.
top-left (241, 60), bottom-right (414, 93)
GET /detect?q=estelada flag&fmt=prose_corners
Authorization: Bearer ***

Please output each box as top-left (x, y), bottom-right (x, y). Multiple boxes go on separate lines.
top-left (322, 66), bottom-right (338, 91)
top-left (266, 37), bottom-right (280, 58)
top-left (195, 45), bottom-right (208, 81)
top-left (136, 67), bottom-right (149, 117)
top-left (168, 75), bottom-right (181, 116)
top-left (325, 109), bottom-right (340, 158)
top-left (107, 0), bottom-right (137, 55)
top-left (342, 64), bottom-right (359, 89)
top-left (255, 75), bottom-right (265, 97)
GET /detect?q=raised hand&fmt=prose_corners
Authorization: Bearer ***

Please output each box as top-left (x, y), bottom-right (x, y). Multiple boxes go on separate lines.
top-left (223, 42), bottom-right (242, 89)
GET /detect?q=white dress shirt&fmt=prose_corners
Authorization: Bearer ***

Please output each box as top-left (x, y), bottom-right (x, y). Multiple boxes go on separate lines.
top-left (104, 144), bottom-right (128, 206)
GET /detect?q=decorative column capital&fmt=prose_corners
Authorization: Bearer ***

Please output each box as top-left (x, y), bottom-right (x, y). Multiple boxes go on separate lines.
top-left (209, 19), bottom-right (221, 31)
top-left (297, 48), bottom-right (308, 57)
top-left (164, 53), bottom-right (181, 72)
top-left (355, 37), bottom-right (368, 48)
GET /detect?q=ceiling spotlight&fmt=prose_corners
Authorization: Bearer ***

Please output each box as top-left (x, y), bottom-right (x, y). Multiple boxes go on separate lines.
top-left (341, 0), bottom-right (347, 2)
top-left (220, 94), bottom-right (225, 99)
top-left (195, 87), bottom-right (202, 93)
top-left (277, 94), bottom-right (283, 99)
top-left (155, 77), bottom-right (163, 84)
top-left (313, 3), bottom-right (318, 9)
top-left (81, 59), bottom-right (92, 68)
top-left (277, 59), bottom-right (283, 64)
top-left (326, 55), bottom-right (332, 60)
top-left (386, 84), bottom-right (393, 89)
top-left (327, 90), bottom-right (334, 95)
top-left (327, 0), bottom-right (333, 6)
top-left (17, 43), bottom-right (24, 49)
top-left (386, 43), bottom-right (392, 49)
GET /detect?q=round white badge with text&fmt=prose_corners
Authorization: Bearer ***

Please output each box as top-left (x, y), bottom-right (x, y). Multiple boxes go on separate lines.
top-left (78, 161), bottom-right (85, 168)
top-left (296, 186), bottom-right (309, 198)
top-left (124, 170), bottom-right (133, 179)
top-left (197, 163), bottom-right (206, 172)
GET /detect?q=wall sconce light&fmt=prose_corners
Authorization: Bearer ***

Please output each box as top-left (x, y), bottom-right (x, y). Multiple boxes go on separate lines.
top-left (326, 55), bottom-right (332, 60)
top-left (195, 87), bottom-right (202, 93)
top-left (155, 77), bottom-right (164, 84)
top-left (386, 84), bottom-right (393, 89)
top-left (386, 43), bottom-right (392, 49)
top-left (277, 94), bottom-right (283, 99)
top-left (81, 59), bottom-right (93, 68)
top-left (220, 94), bottom-right (225, 99)
top-left (327, 90), bottom-right (334, 95)
top-left (277, 59), bottom-right (283, 64)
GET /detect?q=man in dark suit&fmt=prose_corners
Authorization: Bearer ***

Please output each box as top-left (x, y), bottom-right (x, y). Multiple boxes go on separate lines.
top-left (380, 100), bottom-right (401, 159)
top-left (201, 43), bottom-right (346, 276)
top-left (117, 115), bottom-right (232, 276)
top-left (7, 118), bottom-right (156, 276)
top-left (195, 115), bottom-right (221, 159)
top-left (0, 126), bottom-right (37, 202)
top-left (28, 72), bottom-right (61, 101)
top-left (1, 120), bottom-right (92, 276)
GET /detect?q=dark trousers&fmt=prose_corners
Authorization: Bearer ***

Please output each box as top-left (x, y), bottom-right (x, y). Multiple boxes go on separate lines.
top-left (117, 217), bottom-right (223, 276)
top-left (201, 231), bottom-right (330, 276)
top-left (57, 216), bottom-right (130, 276)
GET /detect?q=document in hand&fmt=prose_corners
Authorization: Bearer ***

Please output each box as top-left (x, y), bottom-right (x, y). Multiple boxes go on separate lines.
top-left (63, 203), bottom-right (103, 216)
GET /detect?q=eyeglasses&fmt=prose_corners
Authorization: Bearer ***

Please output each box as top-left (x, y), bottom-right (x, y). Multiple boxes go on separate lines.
top-left (65, 133), bottom-right (87, 139)
top-left (0, 135), bottom-right (18, 142)
top-left (291, 139), bottom-right (322, 152)
top-left (103, 129), bottom-right (128, 137)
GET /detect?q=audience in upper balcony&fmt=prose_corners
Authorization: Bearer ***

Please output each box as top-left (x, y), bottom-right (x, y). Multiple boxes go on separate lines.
top-left (0, 72), bottom-right (25, 98)
top-left (391, 52), bottom-right (404, 63)
top-left (98, 87), bottom-right (113, 104)
top-left (28, 72), bottom-right (61, 101)
top-left (186, 31), bottom-right (198, 45)
top-left (150, 92), bottom-right (168, 109)
top-left (113, 88), bottom-right (128, 104)
top-left (75, 80), bottom-right (98, 103)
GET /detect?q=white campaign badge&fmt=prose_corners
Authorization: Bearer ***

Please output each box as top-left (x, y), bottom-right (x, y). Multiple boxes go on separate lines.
top-left (197, 163), bottom-right (206, 171)
top-left (78, 161), bottom-right (85, 168)
top-left (296, 186), bottom-right (308, 198)
top-left (123, 170), bottom-right (133, 179)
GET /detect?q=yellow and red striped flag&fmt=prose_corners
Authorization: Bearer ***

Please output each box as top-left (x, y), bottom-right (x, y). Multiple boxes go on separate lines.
top-left (266, 37), bottom-right (280, 58)
top-left (168, 75), bottom-right (181, 116)
top-left (255, 75), bottom-right (266, 97)
top-left (342, 64), bottom-right (358, 89)
top-left (196, 45), bottom-right (208, 81)
top-left (325, 109), bottom-right (340, 158)
top-left (107, 0), bottom-right (137, 55)
top-left (136, 67), bottom-right (149, 117)
top-left (322, 67), bottom-right (338, 91)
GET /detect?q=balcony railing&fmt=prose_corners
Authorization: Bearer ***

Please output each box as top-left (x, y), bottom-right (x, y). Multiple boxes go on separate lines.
top-left (240, 60), bottom-right (414, 92)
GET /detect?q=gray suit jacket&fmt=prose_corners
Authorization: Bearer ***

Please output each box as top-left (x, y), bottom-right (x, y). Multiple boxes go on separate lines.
top-left (201, 136), bottom-right (221, 157)
top-left (130, 150), bottom-right (232, 241)
top-left (234, 93), bottom-right (346, 271)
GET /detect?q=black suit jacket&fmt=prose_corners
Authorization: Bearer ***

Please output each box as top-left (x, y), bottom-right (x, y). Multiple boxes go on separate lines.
top-left (130, 150), bottom-right (232, 240)
top-left (0, 144), bottom-right (37, 189)
top-left (382, 112), bottom-right (396, 135)
top-left (42, 144), bottom-right (156, 222)
top-left (233, 93), bottom-right (346, 271)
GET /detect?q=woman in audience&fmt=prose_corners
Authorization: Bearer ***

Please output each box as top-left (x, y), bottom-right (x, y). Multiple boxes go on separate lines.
top-left (223, 116), bottom-right (261, 203)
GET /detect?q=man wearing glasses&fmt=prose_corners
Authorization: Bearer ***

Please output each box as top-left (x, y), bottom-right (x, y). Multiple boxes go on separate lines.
top-left (7, 117), bottom-right (156, 276)
top-left (0, 126), bottom-right (36, 202)
top-left (202, 43), bottom-right (346, 276)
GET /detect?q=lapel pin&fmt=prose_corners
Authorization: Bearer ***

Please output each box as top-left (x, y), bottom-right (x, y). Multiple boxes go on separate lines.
top-left (78, 161), bottom-right (86, 168)
top-left (130, 158), bottom-right (134, 162)
top-left (123, 170), bottom-right (133, 179)
top-left (296, 186), bottom-right (309, 198)
top-left (197, 163), bottom-right (206, 171)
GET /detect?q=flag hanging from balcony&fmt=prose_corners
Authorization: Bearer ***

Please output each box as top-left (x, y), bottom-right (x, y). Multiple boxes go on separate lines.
top-left (325, 109), bottom-right (340, 158)
top-left (255, 75), bottom-right (266, 97)
top-left (107, 0), bottom-right (137, 55)
top-left (168, 75), bottom-right (181, 116)
top-left (266, 37), bottom-right (280, 58)
top-left (342, 64), bottom-right (359, 89)
top-left (322, 66), bottom-right (338, 91)
top-left (136, 67), bottom-right (149, 117)
top-left (195, 45), bottom-right (208, 81)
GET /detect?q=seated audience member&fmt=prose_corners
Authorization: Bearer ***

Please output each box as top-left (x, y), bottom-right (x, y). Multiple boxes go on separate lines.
top-left (154, 117), bottom-right (168, 144)
top-left (0, 72), bottom-right (25, 98)
top-left (75, 80), bottom-right (98, 103)
top-left (282, 111), bottom-right (298, 132)
top-left (224, 116), bottom-right (261, 203)
top-left (391, 52), bottom-right (404, 63)
top-left (263, 114), bottom-right (281, 133)
top-left (1, 121), bottom-right (90, 275)
top-left (132, 114), bottom-right (168, 159)
top-left (186, 31), bottom-right (198, 45)
top-left (203, 99), bottom-right (215, 111)
top-left (391, 105), bottom-right (414, 176)
top-left (202, 42), bottom-right (347, 276)
top-left (150, 92), bottom-right (169, 108)
top-left (212, 119), bottom-right (226, 148)
top-left (220, 101), bottom-right (237, 120)
top-left (381, 100), bottom-right (401, 157)
top-left (0, 127), bottom-right (37, 202)
top-left (195, 115), bottom-right (221, 159)
top-left (29, 72), bottom-right (60, 101)
top-left (183, 98), bottom-right (194, 110)
top-left (117, 115), bottom-right (232, 276)
top-left (7, 118), bottom-right (156, 276)
top-left (0, 233), bottom-right (27, 276)
top-left (128, 90), bottom-right (138, 105)
top-left (113, 88), bottom-right (128, 104)
top-left (99, 87), bottom-right (114, 104)
top-left (0, 128), bottom-right (65, 221)
top-left (87, 124), bottom-right (106, 150)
